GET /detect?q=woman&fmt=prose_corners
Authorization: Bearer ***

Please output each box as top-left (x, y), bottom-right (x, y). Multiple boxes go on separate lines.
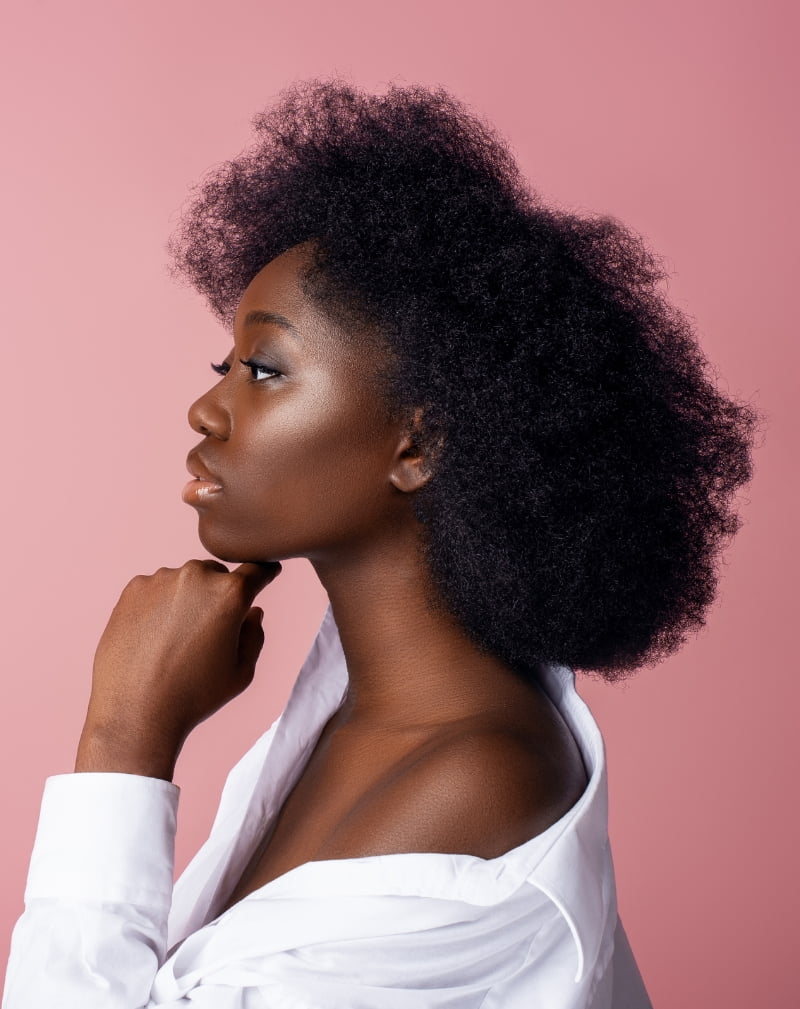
top-left (3, 79), bottom-right (760, 1007)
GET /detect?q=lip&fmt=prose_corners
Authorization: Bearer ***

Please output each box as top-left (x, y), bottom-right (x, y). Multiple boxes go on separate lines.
top-left (183, 450), bottom-right (224, 505)
top-left (186, 450), bottom-right (222, 485)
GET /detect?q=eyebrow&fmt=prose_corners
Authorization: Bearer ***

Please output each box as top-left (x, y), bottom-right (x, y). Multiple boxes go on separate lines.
top-left (243, 309), bottom-right (301, 338)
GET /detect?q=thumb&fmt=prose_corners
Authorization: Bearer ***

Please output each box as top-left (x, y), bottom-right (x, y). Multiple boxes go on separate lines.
top-left (236, 606), bottom-right (266, 682)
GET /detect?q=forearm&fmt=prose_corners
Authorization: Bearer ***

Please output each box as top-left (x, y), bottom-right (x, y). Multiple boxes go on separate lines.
top-left (3, 559), bottom-right (279, 1007)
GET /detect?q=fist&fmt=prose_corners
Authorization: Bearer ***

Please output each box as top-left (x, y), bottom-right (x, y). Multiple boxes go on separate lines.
top-left (76, 559), bottom-right (281, 779)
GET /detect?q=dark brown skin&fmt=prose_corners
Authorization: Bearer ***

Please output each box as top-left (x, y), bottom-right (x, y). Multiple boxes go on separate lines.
top-left (76, 243), bottom-right (588, 913)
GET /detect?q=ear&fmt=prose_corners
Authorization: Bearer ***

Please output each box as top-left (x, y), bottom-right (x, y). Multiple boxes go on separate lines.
top-left (388, 407), bottom-right (440, 494)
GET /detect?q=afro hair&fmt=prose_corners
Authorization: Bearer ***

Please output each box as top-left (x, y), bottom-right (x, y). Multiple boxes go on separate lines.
top-left (168, 78), bottom-right (763, 682)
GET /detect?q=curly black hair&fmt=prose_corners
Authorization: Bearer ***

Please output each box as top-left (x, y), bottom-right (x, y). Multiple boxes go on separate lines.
top-left (168, 78), bottom-right (763, 682)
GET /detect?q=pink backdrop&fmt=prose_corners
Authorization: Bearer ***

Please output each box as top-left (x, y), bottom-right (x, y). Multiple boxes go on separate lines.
top-left (1, 1), bottom-right (796, 1004)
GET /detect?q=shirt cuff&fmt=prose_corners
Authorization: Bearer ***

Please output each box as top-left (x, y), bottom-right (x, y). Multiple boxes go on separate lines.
top-left (25, 772), bottom-right (179, 909)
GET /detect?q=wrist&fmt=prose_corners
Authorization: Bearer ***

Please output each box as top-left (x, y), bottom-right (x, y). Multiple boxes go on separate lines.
top-left (75, 721), bottom-right (183, 781)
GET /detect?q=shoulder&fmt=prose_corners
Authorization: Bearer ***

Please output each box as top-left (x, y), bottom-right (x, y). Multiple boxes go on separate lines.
top-left (318, 721), bottom-right (587, 862)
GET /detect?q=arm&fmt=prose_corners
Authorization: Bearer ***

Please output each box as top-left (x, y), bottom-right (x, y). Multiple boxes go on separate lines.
top-left (3, 560), bottom-right (280, 1009)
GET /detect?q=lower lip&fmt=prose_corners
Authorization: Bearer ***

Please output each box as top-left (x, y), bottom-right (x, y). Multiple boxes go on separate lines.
top-left (182, 479), bottom-right (223, 505)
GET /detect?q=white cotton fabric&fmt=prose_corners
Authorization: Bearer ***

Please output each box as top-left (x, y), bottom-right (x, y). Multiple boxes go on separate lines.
top-left (3, 604), bottom-right (652, 1008)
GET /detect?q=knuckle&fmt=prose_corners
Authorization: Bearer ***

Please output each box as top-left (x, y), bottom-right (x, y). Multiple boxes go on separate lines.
top-left (179, 559), bottom-right (229, 583)
top-left (221, 576), bottom-right (245, 603)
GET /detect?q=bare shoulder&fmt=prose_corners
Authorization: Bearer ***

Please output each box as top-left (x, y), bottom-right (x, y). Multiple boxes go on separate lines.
top-left (318, 717), bottom-right (588, 862)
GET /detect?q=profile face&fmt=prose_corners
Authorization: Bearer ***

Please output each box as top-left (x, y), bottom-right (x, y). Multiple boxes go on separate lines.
top-left (184, 244), bottom-right (408, 564)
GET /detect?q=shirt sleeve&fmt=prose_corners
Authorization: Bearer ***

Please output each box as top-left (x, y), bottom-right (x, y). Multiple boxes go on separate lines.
top-left (2, 772), bottom-right (207, 1009)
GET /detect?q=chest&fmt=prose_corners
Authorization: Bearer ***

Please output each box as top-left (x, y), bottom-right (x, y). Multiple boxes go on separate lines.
top-left (218, 719), bottom-right (422, 911)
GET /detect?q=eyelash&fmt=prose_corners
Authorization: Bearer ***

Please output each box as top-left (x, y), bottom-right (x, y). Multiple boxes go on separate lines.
top-left (210, 359), bottom-right (281, 382)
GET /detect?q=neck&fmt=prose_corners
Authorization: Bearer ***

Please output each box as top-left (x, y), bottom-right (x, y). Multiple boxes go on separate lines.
top-left (310, 524), bottom-right (530, 728)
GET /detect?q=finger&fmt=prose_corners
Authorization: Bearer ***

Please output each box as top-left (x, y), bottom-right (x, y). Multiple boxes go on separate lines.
top-left (237, 606), bottom-right (266, 679)
top-left (232, 561), bottom-right (282, 603)
top-left (200, 559), bottom-right (230, 573)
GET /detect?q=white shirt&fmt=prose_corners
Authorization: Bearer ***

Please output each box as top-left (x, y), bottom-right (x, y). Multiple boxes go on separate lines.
top-left (3, 604), bottom-right (652, 1008)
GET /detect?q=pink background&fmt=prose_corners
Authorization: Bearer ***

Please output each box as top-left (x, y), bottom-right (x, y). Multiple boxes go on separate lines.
top-left (1, 1), bottom-right (796, 1004)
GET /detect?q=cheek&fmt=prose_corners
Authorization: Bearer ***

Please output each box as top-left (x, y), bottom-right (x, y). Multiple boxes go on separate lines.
top-left (233, 404), bottom-right (393, 521)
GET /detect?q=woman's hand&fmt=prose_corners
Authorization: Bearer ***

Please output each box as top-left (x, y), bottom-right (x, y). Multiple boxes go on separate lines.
top-left (75, 559), bottom-right (281, 781)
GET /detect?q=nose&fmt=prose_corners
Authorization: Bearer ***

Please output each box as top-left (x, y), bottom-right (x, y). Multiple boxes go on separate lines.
top-left (188, 386), bottom-right (231, 439)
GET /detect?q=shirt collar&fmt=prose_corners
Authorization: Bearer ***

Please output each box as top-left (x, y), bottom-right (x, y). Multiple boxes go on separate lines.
top-left (522, 659), bottom-right (616, 982)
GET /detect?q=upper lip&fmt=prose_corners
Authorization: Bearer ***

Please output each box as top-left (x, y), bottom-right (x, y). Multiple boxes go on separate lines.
top-left (186, 449), bottom-right (222, 485)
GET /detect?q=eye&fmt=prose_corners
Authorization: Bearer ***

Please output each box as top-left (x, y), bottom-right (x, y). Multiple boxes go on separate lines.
top-left (239, 357), bottom-right (281, 382)
top-left (211, 361), bottom-right (230, 376)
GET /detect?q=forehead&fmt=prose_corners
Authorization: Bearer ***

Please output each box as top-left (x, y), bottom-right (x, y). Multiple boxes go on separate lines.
top-left (234, 244), bottom-right (325, 335)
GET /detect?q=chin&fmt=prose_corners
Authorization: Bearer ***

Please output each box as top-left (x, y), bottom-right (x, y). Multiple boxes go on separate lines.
top-left (196, 528), bottom-right (280, 566)
top-left (196, 525), bottom-right (242, 563)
